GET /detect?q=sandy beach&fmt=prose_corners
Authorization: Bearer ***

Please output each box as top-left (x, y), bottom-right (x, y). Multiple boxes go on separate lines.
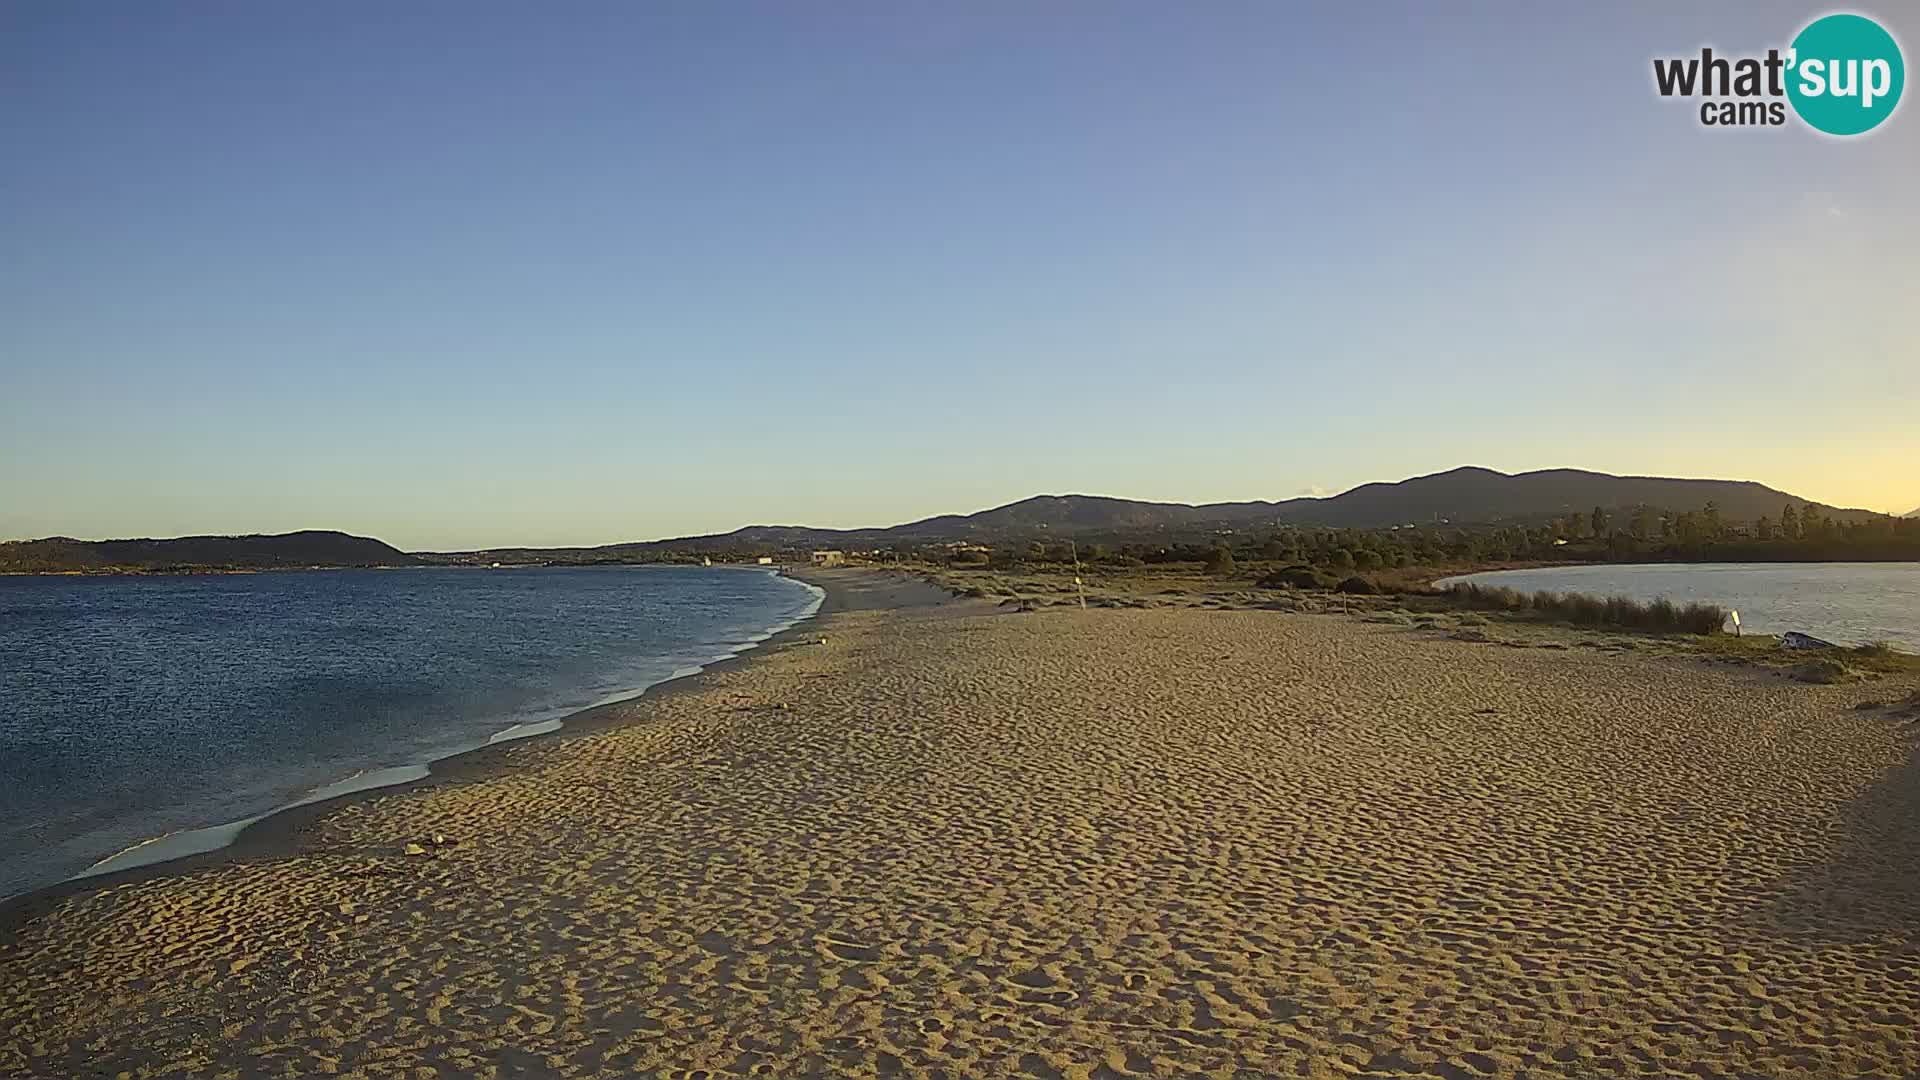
top-left (4, 568), bottom-right (1918, 1079)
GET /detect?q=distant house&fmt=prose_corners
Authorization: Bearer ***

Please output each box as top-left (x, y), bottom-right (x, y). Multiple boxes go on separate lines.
top-left (756, 556), bottom-right (774, 565)
top-left (810, 550), bottom-right (846, 567)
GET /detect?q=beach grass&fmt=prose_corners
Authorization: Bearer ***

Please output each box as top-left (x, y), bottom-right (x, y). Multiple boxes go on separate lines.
top-left (1685, 631), bottom-right (1920, 676)
top-left (1438, 581), bottom-right (1728, 635)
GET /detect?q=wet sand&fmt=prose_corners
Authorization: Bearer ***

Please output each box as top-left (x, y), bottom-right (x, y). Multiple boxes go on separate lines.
top-left (4, 569), bottom-right (1918, 1078)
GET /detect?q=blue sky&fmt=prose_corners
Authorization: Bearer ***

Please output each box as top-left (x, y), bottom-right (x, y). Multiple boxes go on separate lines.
top-left (4, 3), bottom-right (1915, 548)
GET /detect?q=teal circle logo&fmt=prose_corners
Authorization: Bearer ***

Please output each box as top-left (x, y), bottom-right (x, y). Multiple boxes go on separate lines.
top-left (1787, 13), bottom-right (1904, 135)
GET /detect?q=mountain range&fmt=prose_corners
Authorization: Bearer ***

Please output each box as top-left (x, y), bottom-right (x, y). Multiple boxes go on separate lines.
top-left (443, 466), bottom-right (1882, 559)
top-left (3, 468), bottom-right (1892, 572)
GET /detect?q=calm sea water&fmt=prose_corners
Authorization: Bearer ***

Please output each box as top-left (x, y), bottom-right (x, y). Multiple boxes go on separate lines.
top-left (0, 566), bottom-right (820, 900)
top-left (1438, 562), bottom-right (1920, 650)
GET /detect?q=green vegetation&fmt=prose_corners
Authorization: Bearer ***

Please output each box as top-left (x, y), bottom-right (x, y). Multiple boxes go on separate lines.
top-left (1442, 582), bottom-right (1728, 635)
top-left (1684, 634), bottom-right (1920, 678)
top-left (1256, 565), bottom-right (1335, 590)
top-left (904, 502), bottom-right (1920, 583)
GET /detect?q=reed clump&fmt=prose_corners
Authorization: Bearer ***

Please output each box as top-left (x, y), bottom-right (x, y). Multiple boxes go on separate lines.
top-left (1444, 583), bottom-right (1726, 635)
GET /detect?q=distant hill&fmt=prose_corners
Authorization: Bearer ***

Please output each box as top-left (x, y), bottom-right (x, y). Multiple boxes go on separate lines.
top-left (18, 469), bottom-right (1873, 570)
top-left (1273, 466), bottom-right (1864, 530)
top-left (0, 531), bottom-right (421, 573)
top-left (424, 467), bottom-right (1881, 561)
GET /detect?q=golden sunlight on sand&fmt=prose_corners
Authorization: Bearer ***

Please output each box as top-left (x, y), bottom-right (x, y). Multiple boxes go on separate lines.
top-left (4, 585), bottom-right (1917, 1078)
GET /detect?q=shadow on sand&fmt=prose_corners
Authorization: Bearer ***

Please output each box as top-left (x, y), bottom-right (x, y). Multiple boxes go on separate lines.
top-left (1743, 704), bottom-right (1920, 944)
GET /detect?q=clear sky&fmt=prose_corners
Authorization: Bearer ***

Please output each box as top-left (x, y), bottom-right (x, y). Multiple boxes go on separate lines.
top-left (4, 3), bottom-right (1915, 549)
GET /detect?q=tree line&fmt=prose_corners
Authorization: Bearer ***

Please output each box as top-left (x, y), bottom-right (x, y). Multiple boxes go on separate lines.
top-left (935, 502), bottom-right (1920, 575)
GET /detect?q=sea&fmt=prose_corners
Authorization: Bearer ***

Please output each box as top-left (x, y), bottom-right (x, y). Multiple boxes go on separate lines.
top-left (0, 565), bottom-right (821, 900)
top-left (1437, 562), bottom-right (1920, 651)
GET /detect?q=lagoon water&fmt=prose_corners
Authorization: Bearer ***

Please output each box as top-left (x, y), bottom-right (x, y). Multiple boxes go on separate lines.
top-left (0, 566), bottom-right (820, 900)
top-left (1438, 562), bottom-right (1920, 652)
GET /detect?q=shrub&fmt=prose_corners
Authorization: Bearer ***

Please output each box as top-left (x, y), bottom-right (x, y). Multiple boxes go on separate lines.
top-left (1203, 546), bottom-right (1236, 576)
top-left (1790, 659), bottom-right (1854, 684)
top-left (1334, 575), bottom-right (1378, 595)
top-left (1443, 583), bottom-right (1725, 635)
top-left (1674, 602), bottom-right (1727, 635)
top-left (1257, 565), bottom-right (1332, 590)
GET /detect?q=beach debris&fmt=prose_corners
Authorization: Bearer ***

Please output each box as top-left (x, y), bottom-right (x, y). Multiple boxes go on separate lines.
top-left (1781, 631), bottom-right (1839, 650)
top-left (431, 833), bottom-right (458, 848)
top-left (1448, 628), bottom-right (1494, 643)
top-left (403, 842), bottom-right (430, 857)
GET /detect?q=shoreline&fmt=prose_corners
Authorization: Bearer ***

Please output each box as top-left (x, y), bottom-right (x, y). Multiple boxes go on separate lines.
top-left (0, 566), bottom-right (915, 939)
top-left (4, 573), bottom-right (1916, 1076)
top-left (49, 569), bottom-right (824, 888)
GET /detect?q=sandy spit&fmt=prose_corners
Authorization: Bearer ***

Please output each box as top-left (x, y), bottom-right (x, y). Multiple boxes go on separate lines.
top-left (3, 570), bottom-right (1917, 1078)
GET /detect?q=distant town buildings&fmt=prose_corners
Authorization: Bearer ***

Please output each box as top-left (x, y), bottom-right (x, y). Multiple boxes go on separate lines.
top-left (810, 550), bottom-right (846, 567)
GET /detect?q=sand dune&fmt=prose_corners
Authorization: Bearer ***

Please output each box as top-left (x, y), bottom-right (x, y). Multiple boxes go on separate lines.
top-left (4, 587), bottom-right (1918, 1078)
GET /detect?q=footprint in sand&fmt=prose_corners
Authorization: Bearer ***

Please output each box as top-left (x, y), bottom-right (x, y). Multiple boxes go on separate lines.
top-left (1005, 967), bottom-right (1079, 1006)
